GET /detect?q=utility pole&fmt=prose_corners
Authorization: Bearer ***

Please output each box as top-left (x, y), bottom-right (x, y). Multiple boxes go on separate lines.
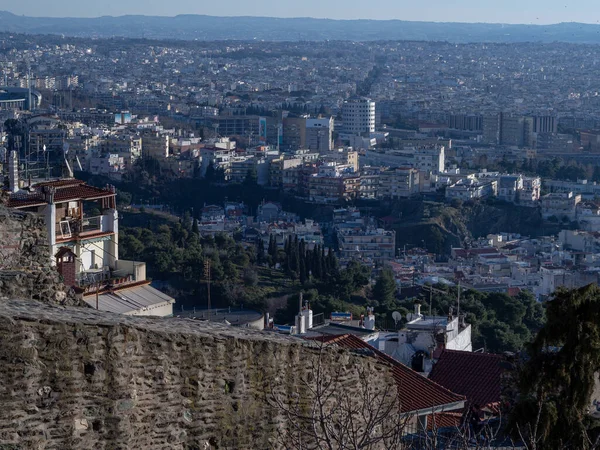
top-left (204, 259), bottom-right (211, 319)
top-left (457, 280), bottom-right (461, 318)
top-left (429, 287), bottom-right (433, 317)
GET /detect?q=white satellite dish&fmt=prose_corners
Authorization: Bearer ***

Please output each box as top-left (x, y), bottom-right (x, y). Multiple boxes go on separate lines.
top-left (392, 311), bottom-right (402, 324)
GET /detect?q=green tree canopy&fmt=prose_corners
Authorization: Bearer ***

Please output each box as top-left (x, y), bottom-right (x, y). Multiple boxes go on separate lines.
top-left (510, 284), bottom-right (600, 449)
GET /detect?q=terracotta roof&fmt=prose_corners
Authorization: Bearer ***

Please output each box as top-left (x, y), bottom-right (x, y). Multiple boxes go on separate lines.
top-left (7, 179), bottom-right (114, 208)
top-left (34, 178), bottom-right (81, 188)
top-left (426, 412), bottom-right (463, 430)
top-left (54, 184), bottom-right (114, 202)
top-left (306, 334), bottom-right (465, 414)
top-left (428, 350), bottom-right (505, 409)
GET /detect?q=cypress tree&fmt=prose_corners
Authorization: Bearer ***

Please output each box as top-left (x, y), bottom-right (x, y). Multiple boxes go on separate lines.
top-left (257, 238), bottom-right (265, 264)
top-left (299, 260), bottom-right (307, 284)
top-left (312, 245), bottom-right (322, 279)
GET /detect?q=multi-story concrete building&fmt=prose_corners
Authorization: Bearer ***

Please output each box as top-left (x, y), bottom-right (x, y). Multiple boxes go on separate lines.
top-left (445, 179), bottom-right (498, 200)
top-left (359, 166), bottom-right (381, 200)
top-left (199, 139), bottom-right (237, 178)
top-left (269, 156), bottom-right (302, 188)
top-left (281, 116), bottom-right (307, 151)
top-left (99, 135), bottom-right (142, 169)
top-left (541, 192), bottom-right (582, 220)
top-left (229, 155), bottom-right (270, 185)
top-left (306, 117), bottom-right (333, 152)
top-left (413, 146), bottom-right (445, 173)
top-left (141, 131), bottom-right (170, 158)
top-left (482, 113), bottom-right (533, 148)
top-left (89, 153), bottom-right (125, 180)
top-left (308, 163), bottom-right (360, 203)
top-left (320, 148), bottom-right (359, 172)
top-left (448, 114), bottom-right (483, 132)
top-left (520, 176), bottom-right (542, 206)
top-left (337, 228), bottom-right (396, 263)
top-left (379, 167), bottom-right (420, 199)
top-left (342, 97), bottom-right (375, 136)
top-left (532, 115), bottom-right (558, 134)
top-left (497, 175), bottom-right (523, 203)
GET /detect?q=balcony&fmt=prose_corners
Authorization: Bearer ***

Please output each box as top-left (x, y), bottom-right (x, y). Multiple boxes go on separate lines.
top-left (56, 215), bottom-right (111, 241)
top-left (76, 261), bottom-right (147, 294)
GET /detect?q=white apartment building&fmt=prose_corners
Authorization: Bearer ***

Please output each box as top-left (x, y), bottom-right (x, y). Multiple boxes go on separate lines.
top-left (446, 179), bottom-right (498, 200)
top-left (541, 192), bottom-right (581, 220)
top-left (413, 146), bottom-right (445, 173)
top-left (341, 97), bottom-right (375, 135)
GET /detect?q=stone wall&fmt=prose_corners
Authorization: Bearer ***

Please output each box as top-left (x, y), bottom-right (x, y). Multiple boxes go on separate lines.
top-left (0, 206), bottom-right (81, 306)
top-left (0, 300), bottom-right (397, 449)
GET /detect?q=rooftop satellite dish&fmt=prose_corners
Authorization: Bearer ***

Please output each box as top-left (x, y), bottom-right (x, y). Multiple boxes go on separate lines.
top-left (392, 311), bottom-right (402, 324)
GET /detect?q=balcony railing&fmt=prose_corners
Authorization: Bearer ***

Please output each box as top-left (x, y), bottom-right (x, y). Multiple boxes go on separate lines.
top-left (56, 216), bottom-right (105, 240)
top-left (81, 216), bottom-right (102, 234)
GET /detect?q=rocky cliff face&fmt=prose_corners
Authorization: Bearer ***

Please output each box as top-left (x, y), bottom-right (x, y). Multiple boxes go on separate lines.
top-left (0, 206), bottom-right (81, 306)
top-left (0, 300), bottom-right (396, 449)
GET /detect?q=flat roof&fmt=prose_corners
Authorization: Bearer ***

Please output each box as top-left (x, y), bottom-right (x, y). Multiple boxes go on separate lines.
top-left (175, 308), bottom-right (263, 325)
top-left (83, 283), bottom-right (174, 315)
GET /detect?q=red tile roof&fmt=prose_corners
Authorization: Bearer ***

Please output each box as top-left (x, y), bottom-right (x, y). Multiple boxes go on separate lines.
top-left (306, 334), bottom-right (465, 414)
top-left (7, 179), bottom-right (114, 208)
top-left (428, 350), bottom-right (505, 409)
top-left (426, 412), bottom-right (463, 430)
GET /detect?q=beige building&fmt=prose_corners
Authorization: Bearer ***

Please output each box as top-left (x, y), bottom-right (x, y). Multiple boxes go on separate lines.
top-left (379, 167), bottom-right (420, 199)
top-left (320, 148), bottom-right (359, 172)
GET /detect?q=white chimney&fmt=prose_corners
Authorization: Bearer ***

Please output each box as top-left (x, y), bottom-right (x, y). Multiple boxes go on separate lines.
top-left (8, 150), bottom-right (19, 193)
top-left (295, 314), bottom-right (306, 334)
top-left (414, 303), bottom-right (422, 317)
top-left (364, 306), bottom-right (376, 331)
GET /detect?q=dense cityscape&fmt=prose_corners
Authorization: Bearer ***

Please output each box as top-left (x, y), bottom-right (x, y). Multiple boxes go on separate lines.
top-left (1, 11), bottom-right (600, 450)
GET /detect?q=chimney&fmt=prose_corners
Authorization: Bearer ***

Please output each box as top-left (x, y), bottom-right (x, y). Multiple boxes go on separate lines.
top-left (414, 303), bottom-right (421, 317)
top-left (8, 150), bottom-right (19, 193)
top-left (43, 186), bottom-right (56, 204)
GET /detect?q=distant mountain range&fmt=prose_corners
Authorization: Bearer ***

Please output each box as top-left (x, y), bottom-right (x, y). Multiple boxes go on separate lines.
top-left (2, 11), bottom-right (600, 43)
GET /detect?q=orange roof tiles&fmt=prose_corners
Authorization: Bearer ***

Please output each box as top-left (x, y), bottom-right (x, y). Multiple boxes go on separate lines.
top-left (7, 179), bottom-right (114, 208)
top-left (306, 334), bottom-right (465, 413)
top-left (429, 350), bottom-right (505, 409)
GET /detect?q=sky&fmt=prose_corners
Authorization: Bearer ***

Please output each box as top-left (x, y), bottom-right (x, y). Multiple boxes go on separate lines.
top-left (3, 0), bottom-right (600, 25)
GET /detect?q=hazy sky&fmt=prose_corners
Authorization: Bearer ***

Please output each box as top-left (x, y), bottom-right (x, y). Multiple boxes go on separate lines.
top-left (4, 0), bottom-right (600, 24)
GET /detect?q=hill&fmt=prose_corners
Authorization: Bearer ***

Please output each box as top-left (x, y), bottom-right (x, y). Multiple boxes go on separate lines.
top-left (382, 199), bottom-right (564, 255)
top-left (2, 11), bottom-right (600, 43)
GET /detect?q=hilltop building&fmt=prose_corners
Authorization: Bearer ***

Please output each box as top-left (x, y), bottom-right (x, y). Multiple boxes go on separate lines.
top-left (5, 155), bottom-right (174, 317)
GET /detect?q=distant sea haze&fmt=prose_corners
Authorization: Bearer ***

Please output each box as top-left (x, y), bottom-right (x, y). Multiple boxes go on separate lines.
top-left (1, 11), bottom-right (600, 43)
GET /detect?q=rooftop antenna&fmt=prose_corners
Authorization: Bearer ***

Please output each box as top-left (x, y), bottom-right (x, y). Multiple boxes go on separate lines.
top-left (27, 68), bottom-right (32, 111)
